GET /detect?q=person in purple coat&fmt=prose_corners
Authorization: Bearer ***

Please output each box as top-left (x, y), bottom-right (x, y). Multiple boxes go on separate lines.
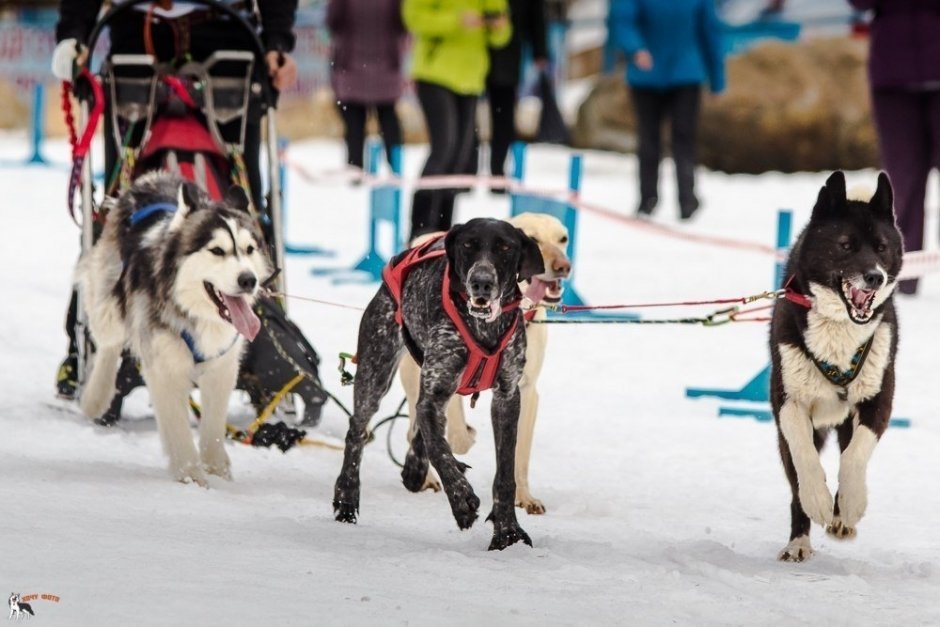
top-left (849, 0), bottom-right (940, 295)
top-left (326, 0), bottom-right (406, 171)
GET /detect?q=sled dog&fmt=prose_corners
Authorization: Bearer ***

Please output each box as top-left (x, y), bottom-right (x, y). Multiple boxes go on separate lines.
top-left (399, 213), bottom-right (572, 514)
top-left (77, 172), bottom-right (270, 486)
top-left (771, 171), bottom-right (902, 561)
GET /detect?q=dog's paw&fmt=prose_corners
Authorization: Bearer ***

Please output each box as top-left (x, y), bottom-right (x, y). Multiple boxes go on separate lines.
top-left (401, 449), bottom-right (430, 493)
top-left (488, 519), bottom-right (533, 551)
top-left (798, 476), bottom-right (833, 526)
top-left (173, 463), bottom-right (209, 488)
top-left (447, 424), bottom-right (477, 456)
top-left (515, 490), bottom-right (546, 515)
top-left (333, 500), bottom-right (358, 524)
top-left (79, 386), bottom-right (113, 420)
top-left (778, 535), bottom-right (813, 562)
top-left (447, 480), bottom-right (480, 530)
top-left (836, 477), bottom-right (868, 529)
top-left (826, 517), bottom-right (857, 540)
top-left (421, 471), bottom-right (442, 493)
top-left (201, 446), bottom-right (232, 480)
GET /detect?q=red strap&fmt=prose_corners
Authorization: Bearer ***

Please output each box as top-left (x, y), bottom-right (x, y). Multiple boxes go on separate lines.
top-left (382, 235), bottom-right (446, 324)
top-left (442, 268), bottom-right (520, 396)
top-left (783, 275), bottom-right (813, 309)
top-left (163, 76), bottom-right (197, 110)
top-left (65, 68), bottom-right (105, 223)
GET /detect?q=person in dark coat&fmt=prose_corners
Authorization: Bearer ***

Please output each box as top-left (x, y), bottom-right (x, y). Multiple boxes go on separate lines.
top-left (326, 0), bottom-right (405, 171)
top-left (486, 0), bottom-right (548, 182)
top-left (849, 0), bottom-right (940, 295)
top-left (609, 0), bottom-right (725, 220)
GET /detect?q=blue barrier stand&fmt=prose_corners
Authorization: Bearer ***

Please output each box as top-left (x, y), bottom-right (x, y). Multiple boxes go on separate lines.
top-left (686, 209), bottom-right (910, 429)
top-left (510, 142), bottom-right (638, 320)
top-left (279, 139), bottom-right (335, 256)
top-left (26, 83), bottom-right (48, 165)
top-left (312, 139), bottom-right (402, 283)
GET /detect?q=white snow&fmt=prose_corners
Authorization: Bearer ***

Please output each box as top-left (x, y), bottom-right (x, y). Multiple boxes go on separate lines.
top-left (1, 134), bottom-right (939, 625)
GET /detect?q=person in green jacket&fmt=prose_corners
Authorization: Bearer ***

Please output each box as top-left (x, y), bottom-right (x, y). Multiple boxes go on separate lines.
top-left (404, 0), bottom-right (511, 239)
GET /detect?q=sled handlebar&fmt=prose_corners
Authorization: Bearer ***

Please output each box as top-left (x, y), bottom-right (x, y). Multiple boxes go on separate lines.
top-left (82, 0), bottom-right (277, 108)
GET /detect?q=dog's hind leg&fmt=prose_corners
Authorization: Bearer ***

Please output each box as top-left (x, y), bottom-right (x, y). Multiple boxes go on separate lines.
top-left (399, 355), bottom-right (442, 492)
top-left (80, 344), bottom-right (123, 419)
top-left (197, 349), bottom-right (241, 480)
top-left (488, 382), bottom-right (532, 550)
top-left (141, 333), bottom-right (207, 487)
top-left (334, 292), bottom-right (403, 523)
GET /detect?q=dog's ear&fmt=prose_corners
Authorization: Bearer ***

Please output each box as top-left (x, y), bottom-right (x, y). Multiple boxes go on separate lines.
top-left (170, 182), bottom-right (203, 230)
top-left (516, 228), bottom-right (544, 282)
top-left (870, 171), bottom-right (895, 221)
top-left (812, 170), bottom-right (847, 221)
top-left (224, 185), bottom-right (251, 214)
top-left (444, 223), bottom-right (465, 270)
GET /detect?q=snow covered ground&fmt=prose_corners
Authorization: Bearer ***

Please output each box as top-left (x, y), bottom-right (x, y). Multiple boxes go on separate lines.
top-left (1, 135), bottom-right (939, 625)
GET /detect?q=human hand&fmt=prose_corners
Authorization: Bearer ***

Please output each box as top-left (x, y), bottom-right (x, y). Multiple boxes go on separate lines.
top-left (462, 11), bottom-right (484, 29)
top-left (51, 38), bottom-right (87, 81)
top-left (485, 14), bottom-right (509, 30)
top-left (633, 49), bottom-right (653, 71)
top-left (265, 51), bottom-right (298, 91)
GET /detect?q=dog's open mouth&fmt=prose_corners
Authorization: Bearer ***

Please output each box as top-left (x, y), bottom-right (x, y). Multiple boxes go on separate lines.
top-left (840, 279), bottom-right (876, 323)
top-left (524, 277), bottom-right (565, 305)
top-left (469, 297), bottom-right (501, 322)
top-left (203, 281), bottom-right (262, 340)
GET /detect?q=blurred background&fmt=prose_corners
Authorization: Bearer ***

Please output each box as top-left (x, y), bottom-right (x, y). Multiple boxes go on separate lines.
top-left (0, 0), bottom-right (870, 174)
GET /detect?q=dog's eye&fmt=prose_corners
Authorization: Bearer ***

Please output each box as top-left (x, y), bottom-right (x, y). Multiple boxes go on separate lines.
top-left (210, 247), bottom-right (226, 257)
top-left (875, 242), bottom-right (886, 253)
top-left (500, 243), bottom-right (511, 252)
top-left (838, 239), bottom-right (852, 251)
top-left (246, 245), bottom-right (255, 255)
top-left (463, 241), bottom-right (473, 249)
top-left (559, 236), bottom-right (569, 245)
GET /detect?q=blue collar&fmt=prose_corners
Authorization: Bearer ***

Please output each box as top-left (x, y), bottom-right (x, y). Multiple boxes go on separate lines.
top-left (180, 328), bottom-right (239, 364)
top-left (129, 202), bottom-right (178, 226)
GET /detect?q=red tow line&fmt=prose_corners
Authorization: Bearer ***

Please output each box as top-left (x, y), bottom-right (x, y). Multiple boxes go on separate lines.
top-left (62, 67), bottom-right (105, 223)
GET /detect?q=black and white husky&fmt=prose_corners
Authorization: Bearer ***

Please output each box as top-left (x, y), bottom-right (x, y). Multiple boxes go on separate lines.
top-left (77, 172), bottom-right (271, 486)
top-left (771, 171), bottom-right (903, 562)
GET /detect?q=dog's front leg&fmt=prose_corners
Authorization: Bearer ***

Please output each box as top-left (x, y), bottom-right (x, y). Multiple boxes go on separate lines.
top-left (141, 334), bottom-right (206, 487)
top-left (488, 381), bottom-right (532, 550)
top-left (514, 378), bottom-right (544, 514)
top-left (334, 293), bottom-right (403, 523)
top-left (414, 355), bottom-right (480, 530)
top-left (779, 399), bottom-right (832, 527)
top-left (196, 348), bottom-right (241, 480)
top-left (830, 391), bottom-right (891, 538)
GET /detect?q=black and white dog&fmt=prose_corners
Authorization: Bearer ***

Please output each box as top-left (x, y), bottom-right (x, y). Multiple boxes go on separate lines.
top-left (8, 594), bottom-right (34, 620)
top-left (77, 172), bottom-right (270, 486)
top-left (771, 171), bottom-right (902, 562)
top-left (333, 218), bottom-right (544, 550)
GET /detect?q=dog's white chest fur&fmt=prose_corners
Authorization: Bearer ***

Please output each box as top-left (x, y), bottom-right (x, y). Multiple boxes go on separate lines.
top-left (778, 311), bottom-right (892, 429)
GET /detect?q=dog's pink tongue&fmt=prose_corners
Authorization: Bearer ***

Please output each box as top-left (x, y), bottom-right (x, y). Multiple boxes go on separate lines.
top-left (524, 278), bottom-right (549, 305)
top-left (222, 294), bottom-right (261, 341)
top-left (850, 286), bottom-right (872, 310)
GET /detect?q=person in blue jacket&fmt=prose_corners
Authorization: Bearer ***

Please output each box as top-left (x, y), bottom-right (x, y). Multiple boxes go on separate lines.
top-left (610, 0), bottom-right (726, 220)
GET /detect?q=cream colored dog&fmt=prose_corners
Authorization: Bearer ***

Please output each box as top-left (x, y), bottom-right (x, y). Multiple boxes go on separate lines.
top-left (399, 213), bottom-right (571, 514)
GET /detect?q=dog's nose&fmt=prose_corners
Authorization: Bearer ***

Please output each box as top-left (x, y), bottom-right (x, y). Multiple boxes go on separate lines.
top-left (237, 272), bottom-right (257, 292)
top-left (863, 270), bottom-right (884, 290)
top-left (552, 257), bottom-right (571, 277)
top-left (470, 277), bottom-right (495, 295)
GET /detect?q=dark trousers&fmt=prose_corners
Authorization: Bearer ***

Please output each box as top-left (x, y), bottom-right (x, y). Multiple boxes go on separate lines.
top-left (410, 81), bottom-right (478, 240)
top-left (871, 87), bottom-right (940, 293)
top-left (631, 85), bottom-right (701, 212)
top-left (487, 82), bottom-right (517, 176)
top-left (337, 101), bottom-right (402, 170)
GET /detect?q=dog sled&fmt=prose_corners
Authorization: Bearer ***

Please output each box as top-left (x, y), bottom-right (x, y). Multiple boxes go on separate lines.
top-left (63, 0), bottom-right (329, 439)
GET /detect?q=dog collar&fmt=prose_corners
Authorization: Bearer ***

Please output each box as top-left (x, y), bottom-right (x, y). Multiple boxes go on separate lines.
top-left (128, 202), bottom-right (177, 226)
top-left (180, 328), bottom-right (238, 364)
top-left (809, 336), bottom-right (874, 399)
top-left (782, 275), bottom-right (813, 308)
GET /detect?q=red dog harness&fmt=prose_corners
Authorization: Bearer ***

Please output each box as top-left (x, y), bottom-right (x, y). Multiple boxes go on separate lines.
top-left (382, 236), bottom-right (525, 400)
